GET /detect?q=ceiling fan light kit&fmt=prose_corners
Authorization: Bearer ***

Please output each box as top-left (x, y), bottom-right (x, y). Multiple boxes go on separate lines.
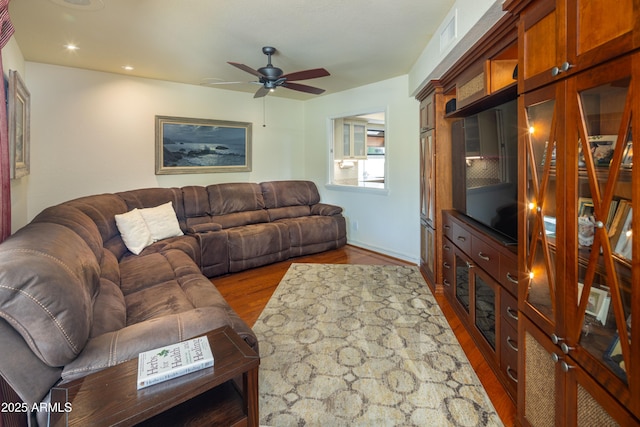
top-left (227, 46), bottom-right (330, 98)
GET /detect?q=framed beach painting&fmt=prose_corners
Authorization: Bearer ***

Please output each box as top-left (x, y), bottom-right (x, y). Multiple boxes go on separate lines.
top-left (155, 116), bottom-right (252, 174)
top-left (8, 70), bottom-right (30, 179)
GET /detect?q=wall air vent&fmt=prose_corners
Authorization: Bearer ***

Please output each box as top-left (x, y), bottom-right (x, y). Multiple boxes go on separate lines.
top-left (440, 10), bottom-right (457, 53)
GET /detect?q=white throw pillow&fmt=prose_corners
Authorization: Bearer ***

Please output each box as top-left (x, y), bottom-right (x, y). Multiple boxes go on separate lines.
top-left (114, 208), bottom-right (154, 255)
top-left (138, 201), bottom-right (184, 241)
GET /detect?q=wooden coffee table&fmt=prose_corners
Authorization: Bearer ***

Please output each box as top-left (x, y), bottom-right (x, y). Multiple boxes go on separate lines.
top-left (50, 326), bottom-right (260, 427)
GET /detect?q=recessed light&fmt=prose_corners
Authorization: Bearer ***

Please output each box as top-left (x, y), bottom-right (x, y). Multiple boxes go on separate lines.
top-left (65, 44), bottom-right (79, 51)
top-left (122, 65), bottom-right (134, 71)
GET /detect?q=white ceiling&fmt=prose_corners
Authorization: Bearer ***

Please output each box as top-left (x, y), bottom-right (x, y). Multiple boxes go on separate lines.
top-left (8, 0), bottom-right (456, 99)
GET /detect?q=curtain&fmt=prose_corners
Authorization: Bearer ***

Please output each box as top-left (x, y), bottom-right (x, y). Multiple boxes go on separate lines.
top-left (0, 0), bottom-right (13, 243)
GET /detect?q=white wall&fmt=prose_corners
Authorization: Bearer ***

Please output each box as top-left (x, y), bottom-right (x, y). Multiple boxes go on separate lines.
top-left (305, 76), bottom-right (420, 262)
top-left (22, 62), bottom-right (306, 224)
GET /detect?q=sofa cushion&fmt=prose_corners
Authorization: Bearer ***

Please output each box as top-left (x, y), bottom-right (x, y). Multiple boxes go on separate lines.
top-left (90, 278), bottom-right (126, 338)
top-left (0, 223), bottom-right (100, 367)
top-left (115, 208), bottom-right (154, 255)
top-left (208, 182), bottom-right (265, 215)
top-left (31, 204), bottom-right (105, 263)
top-left (227, 222), bottom-right (290, 272)
top-left (67, 194), bottom-right (129, 247)
top-left (266, 205), bottom-right (312, 221)
top-left (119, 249), bottom-right (201, 296)
top-left (260, 180), bottom-right (321, 208)
top-left (125, 280), bottom-right (194, 324)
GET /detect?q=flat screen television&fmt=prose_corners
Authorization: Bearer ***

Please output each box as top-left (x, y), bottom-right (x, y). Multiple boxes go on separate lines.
top-left (452, 99), bottom-right (518, 244)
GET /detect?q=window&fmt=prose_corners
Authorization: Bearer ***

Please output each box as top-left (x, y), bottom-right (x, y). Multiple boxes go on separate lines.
top-left (330, 111), bottom-right (386, 189)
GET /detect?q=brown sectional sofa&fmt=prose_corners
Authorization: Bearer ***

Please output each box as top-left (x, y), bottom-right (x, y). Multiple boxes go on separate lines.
top-left (0, 180), bottom-right (346, 426)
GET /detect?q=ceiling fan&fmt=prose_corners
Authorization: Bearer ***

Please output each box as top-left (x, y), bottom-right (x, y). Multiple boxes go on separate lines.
top-left (219, 46), bottom-right (330, 98)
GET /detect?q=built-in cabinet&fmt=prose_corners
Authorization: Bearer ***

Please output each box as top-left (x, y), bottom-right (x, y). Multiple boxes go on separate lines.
top-left (442, 210), bottom-right (520, 401)
top-left (418, 84), bottom-right (452, 290)
top-left (333, 118), bottom-right (367, 160)
top-left (505, 0), bottom-right (640, 424)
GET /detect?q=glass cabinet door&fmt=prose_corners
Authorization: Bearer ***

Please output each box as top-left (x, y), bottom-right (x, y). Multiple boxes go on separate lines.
top-left (522, 84), bottom-right (562, 332)
top-left (420, 130), bottom-right (435, 225)
top-left (565, 54), bottom-right (634, 409)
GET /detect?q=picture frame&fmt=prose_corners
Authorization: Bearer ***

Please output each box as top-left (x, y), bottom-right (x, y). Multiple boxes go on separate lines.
top-left (604, 334), bottom-right (627, 377)
top-left (621, 142), bottom-right (633, 169)
top-left (155, 116), bottom-right (252, 175)
top-left (578, 197), bottom-right (594, 217)
top-left (613, 206), bottom-right (633, 260)
top-left (8, 70), bottom-right (30, 179)
top-left (588, 135), bottom-right (617, 167)
top-left (577, 282), bottom-right (609, 317)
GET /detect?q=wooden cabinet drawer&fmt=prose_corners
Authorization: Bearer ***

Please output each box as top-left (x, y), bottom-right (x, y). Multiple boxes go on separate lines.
top-left (442, 239), bottom-right (454, 293)
top-left (500, 289), bottom-right (519, 332)
top-left (451, 222), bottom-right (471, 254)
top-left (500, 252), bottom-right (519, 297)
top-left (471, 236), bottom-right (500, 280)
top-left (442, 215), bottom-right (454, 241)
top-left (500, 318), bottom-right (518, 398)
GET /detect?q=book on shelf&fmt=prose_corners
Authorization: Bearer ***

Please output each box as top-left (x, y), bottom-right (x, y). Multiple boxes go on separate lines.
top-left (137, 336), bottom-right (214, 389)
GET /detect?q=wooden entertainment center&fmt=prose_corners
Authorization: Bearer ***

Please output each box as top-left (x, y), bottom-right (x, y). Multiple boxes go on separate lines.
top-left (418, 0), bottom-right (640, 425)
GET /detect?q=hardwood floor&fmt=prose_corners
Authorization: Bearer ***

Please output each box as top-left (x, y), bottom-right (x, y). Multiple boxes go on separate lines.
top-left (213, 245), bottom-right (516, 426)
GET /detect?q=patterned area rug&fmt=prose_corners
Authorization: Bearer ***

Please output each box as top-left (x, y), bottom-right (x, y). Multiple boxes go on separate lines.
top-left (253, 263), bottom-right (503, 426)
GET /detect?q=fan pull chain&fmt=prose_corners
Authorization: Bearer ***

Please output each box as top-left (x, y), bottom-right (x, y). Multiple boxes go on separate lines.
top-left (263, 97), bottom-right (267, 127)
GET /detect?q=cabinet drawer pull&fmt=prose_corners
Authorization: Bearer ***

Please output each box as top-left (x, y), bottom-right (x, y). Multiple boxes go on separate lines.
top-left (444, 225), bottom-right (451, 230)
top-left (506, 366), bottom-right (518, 383)
top-left (443, 262), bottom-right (451, 269)
top-left (506, 307), bottom-right (519, 321)
top-left (506, 336), bottom-right (518, 352)
top-left (444, 244), bottom-right (451, 251)
top-left (443, 279), bottom-right (451, 287)
top-left (466, 261), bottom-right (474, 268)
top-left (478, 252), bottom-right (490, 261)
top-left (457, 236), bottom-right (466, 242)
top-left (506, 272), bottom-right (519, 284)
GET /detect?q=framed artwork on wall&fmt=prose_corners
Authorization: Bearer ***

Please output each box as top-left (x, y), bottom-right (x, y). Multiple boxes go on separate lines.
top-left (155, 116), bottom-right (252, 175)
top-left (8, 70), bottom-right (30, 179)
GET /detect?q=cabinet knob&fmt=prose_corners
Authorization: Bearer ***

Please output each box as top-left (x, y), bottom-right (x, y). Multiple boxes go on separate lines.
top-left (551, 353), bottom-right (562, 363)
top-left (551, 334), bottom-right (564, 345)
top-left (594, 220), bottom-right (604, 229)
top-left (560, 343), bottom-right (575, 354)
top-left (551, 61), bottom-right (574, 76)
top-left (560, 361), bottom-right (574, 372)
top-left (466, 261), bottom-right (474, 268)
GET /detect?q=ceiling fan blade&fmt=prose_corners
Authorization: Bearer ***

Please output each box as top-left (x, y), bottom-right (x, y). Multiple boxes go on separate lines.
top-left (281, 68), bottom-right (330, 81)
top-left (228, 62), bottom-right (265, 78)
top-left (253, 86), bottom-right (270, 98)
top-left (282, 82), bottom-right (326, 95)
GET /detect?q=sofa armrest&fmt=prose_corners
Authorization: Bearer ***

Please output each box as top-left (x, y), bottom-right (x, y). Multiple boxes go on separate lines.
top-left (61, 307), bottom-right (233, 382)
top-left (186, 223), bottom-right (222, 234)
top-left (311, 203), bottom-right (343, 216)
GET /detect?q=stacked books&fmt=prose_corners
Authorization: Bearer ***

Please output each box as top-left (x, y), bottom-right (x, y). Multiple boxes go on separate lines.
top-left (137, 336), bottom-right (214, 389)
